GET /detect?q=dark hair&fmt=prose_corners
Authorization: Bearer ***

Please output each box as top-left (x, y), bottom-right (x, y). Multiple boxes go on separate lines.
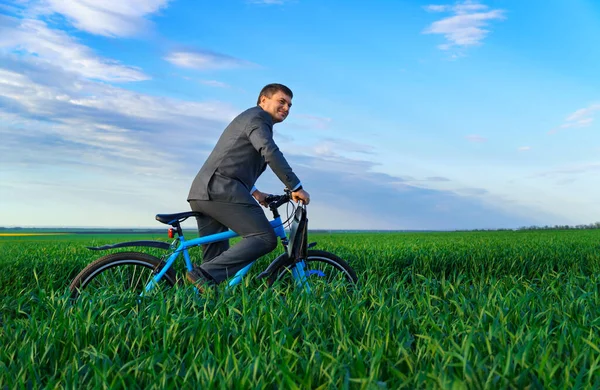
top-left (257, 83), bottom-right (293, 105)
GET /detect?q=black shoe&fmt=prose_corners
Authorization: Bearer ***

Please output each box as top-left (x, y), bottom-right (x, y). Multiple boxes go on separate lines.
top-left (186, 267), bottom-right (214, 293)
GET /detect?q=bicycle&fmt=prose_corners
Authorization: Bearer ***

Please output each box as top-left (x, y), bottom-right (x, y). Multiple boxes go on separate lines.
top-left (69, 190), bottom-right (358, 300)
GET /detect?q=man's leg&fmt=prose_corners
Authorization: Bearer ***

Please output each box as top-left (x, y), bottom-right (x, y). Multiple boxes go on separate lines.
top-left (190, 202), bottom-right (229, 263)
top-left (188, 200), bottom-right (278, 283)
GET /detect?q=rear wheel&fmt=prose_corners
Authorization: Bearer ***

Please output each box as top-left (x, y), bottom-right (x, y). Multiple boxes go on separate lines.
top-left (270, 250), bottom-right (358, 291)
top-left (69, 252), bottom-right (177, 301)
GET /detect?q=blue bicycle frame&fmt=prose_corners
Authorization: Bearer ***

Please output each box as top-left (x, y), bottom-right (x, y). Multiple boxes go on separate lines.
top-left (143, 215), bottom-right (310, 293)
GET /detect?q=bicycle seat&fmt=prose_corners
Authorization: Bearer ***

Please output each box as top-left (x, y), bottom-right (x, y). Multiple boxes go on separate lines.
top-left (155, 211), bottom-right (202, 225)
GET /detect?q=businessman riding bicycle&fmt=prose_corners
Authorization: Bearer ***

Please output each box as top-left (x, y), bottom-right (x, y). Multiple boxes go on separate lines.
top-left (186, 83), bottom-right (310, 290)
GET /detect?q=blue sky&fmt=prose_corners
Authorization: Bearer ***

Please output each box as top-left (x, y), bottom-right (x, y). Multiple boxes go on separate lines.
top-left (0, 0), bottom-right (599, 230)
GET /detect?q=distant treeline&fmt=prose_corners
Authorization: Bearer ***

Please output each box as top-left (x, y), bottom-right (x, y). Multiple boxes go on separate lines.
top-left (465, 222), bottom-right (600, 232)
top-left (516, 222), bottom-right (600, 231)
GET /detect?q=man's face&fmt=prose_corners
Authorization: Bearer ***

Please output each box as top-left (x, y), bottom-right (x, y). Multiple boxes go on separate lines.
top-left (259, 91), bottom-right (292, 123)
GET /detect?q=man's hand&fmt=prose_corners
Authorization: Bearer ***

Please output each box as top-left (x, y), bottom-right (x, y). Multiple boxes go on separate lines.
top-left (252, 189), bottom-right (270, 207)
top-left (291, 188), bottom-right (310, 205)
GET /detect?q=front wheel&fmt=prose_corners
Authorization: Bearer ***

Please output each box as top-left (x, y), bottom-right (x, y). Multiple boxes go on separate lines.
top-left (270, 250), bottom-right (358, 290)
top-left (69, 252), bottom-right (177, 301)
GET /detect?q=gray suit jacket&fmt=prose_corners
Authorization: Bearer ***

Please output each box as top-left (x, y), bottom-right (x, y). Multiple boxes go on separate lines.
top-left (188, 106), bottom-right (301, 204)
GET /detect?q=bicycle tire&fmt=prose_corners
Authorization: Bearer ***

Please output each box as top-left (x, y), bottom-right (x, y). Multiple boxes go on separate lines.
top-left (269, 249), bottom-right (358, 287)
top-left (69, 252), bottom-right (178, 301)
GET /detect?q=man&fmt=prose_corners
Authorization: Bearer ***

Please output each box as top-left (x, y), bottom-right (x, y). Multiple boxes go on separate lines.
top-left (187, 83), bottom-right (310, 287)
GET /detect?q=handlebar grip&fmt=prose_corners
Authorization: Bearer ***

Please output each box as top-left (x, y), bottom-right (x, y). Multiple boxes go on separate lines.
top-left (265, 194), bottom-right (291, 209)
top-left (264, 194), bottom-right (278, 204)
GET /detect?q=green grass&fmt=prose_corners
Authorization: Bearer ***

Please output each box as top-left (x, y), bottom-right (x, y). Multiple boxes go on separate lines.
top-left (1, 230), bottom-right (600, 388)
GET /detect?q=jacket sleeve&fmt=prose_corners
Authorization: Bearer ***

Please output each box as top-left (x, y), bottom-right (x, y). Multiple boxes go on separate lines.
top-left (247, 114), bottom-right (301, 191)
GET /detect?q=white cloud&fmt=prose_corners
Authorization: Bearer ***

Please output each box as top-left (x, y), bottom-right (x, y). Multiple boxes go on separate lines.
top-left (0, 16), bottom-right (148, 82)
top-left (425, 5), bottom-right (450, 12)
top-left (165, 51), bottom-right (255, 70)
top-left (247, 0), bottom-right (291, 4)
top-left (535, 163), bottom-right (600, 178)
top-left (465, 134), bottom-right (487, 143)
top-left (426, 176), bottom-right (451, 182)
top-left (0, 2), bottom-right (24, 14)
top-left (294, 114), bottom-right (332, 130)
top-left (38, 0), bottom-right (171, 37)
top-left (560, 103), bottom-right (600, 129)
top-left (253, 153), bottom-right (549, 230)
top-left (423, 0), bottom-right (505, 50)
top-left (199, 80), bottom-right (230, 88)
top-left (313, 138), bottom-right (375, 157)
top-left (0, 56), bottom-right (239, 180)
top-left (518, 146), bottom-right (531, 151)
top-left (453, 2), bottom-right (489, 13)
top-left (456, 187), bottom-right (488, 196)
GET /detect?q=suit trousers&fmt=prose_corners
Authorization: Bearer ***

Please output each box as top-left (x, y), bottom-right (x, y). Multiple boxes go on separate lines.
top-left (188, 200), bottom-right (278, 283)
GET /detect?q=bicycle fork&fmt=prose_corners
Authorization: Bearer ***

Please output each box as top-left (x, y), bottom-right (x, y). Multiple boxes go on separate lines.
top-left (291, 260), bottom-right (311, 293)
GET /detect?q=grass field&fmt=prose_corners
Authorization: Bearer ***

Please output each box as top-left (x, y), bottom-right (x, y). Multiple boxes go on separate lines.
top-left (1, 229), bottom-right (600, 388)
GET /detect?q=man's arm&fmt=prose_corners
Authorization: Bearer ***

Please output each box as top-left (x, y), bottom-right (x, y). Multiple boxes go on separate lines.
top-left (247, 115), bottom-right (301, 191)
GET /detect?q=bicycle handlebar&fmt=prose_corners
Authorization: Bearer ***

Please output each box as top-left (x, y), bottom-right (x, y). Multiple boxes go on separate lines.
top-left (265, 192), bottom-right (291, 210)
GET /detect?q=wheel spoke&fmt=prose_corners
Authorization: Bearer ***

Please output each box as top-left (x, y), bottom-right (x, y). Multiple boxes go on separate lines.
top-left (270, 250), bottom-right (357, 293)
top-left (70, 253), bottom-right (176, 301)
